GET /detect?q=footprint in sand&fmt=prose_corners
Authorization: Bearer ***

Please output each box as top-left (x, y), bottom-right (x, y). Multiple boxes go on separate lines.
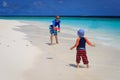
top-left (7, 45), bottom-right (10, 47)
top-left (46, 57), bottom-right (53, 60)
top-left (26, 44), bottom-right (29, 46)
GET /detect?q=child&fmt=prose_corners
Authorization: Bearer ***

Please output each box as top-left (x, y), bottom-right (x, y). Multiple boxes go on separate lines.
top-left (70, 29), bottom-right (95, 68)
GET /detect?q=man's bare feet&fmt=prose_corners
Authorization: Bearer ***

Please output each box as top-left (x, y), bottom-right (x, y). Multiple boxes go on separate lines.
top-left (50, 43), bottom-right (53, 45)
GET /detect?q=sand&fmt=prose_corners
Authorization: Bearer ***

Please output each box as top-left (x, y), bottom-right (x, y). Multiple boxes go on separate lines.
top-left (0, 19), bottom-right (120, 80)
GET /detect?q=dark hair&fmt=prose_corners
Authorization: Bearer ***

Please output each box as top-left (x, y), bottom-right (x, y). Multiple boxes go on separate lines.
top-left (56, 16), bottom-right (60, 19)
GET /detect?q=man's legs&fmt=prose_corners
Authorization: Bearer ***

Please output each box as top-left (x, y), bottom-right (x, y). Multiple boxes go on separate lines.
top-left (54, 30), bottom-right (58, 44)
top-left (55, 35), bottom-right (59, 44)
top-left (50, 34), bottom-right (54, 45)
top-left (50, 30), bottom-right (58, 45)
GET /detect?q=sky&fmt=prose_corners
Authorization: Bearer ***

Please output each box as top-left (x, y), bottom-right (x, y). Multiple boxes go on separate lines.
top-left (0, 0), bottom-right (120, 16)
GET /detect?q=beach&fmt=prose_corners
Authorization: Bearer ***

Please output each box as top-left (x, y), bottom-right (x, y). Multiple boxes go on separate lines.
top-left (0, 19), bottom-right (120, 80)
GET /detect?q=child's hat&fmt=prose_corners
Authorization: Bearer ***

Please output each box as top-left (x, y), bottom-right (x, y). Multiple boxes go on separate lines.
top-left (77, 29), bottom-right (84, 37)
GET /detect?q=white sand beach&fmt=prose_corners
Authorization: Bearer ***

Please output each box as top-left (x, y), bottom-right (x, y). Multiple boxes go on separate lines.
top-left (0, 19), bottom-right (120, 80)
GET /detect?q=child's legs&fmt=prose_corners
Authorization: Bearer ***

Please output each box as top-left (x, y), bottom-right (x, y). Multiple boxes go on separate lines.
top-left (76, 51), bottom-right (81, 64)
top-left (81, 51), bottom-right (89, 64)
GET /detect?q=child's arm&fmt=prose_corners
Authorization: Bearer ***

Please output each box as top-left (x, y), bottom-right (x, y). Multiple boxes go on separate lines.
top-left (70, 37), bottom-right (80, 50)
top-left (84, 37), bottom-right (95, 47)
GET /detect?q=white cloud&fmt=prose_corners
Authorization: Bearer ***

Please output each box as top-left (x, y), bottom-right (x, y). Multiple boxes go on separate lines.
top-left (2, 1), bottom-right (8, 7)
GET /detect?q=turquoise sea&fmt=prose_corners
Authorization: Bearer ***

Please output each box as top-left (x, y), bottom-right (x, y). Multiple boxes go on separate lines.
top-left (0, 17), bottom-right (120, 49)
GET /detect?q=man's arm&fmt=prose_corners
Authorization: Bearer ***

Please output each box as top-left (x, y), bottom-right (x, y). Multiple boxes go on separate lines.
top-left (58, 20), bottom-right (61, 32)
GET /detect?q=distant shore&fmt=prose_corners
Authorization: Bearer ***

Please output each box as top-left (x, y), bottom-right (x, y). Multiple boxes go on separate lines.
top-left (1, 16), bottom-right (120, 18)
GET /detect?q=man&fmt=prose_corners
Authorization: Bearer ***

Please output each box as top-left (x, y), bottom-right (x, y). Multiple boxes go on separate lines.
top-left (49, 16), bottom-right (61, 45)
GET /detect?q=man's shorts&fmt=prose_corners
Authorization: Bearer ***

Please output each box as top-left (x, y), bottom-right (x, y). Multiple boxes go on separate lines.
top-left (50, 29), bottom-right (57, 35)
top-left (49, 25), bottom-right (57, 36)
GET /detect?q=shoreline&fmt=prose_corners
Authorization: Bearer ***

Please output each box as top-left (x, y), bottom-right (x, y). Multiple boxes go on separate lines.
top-left (18, 20), bottom-right (120, 50)
top-left (0, 19), bottom-right (120, 80)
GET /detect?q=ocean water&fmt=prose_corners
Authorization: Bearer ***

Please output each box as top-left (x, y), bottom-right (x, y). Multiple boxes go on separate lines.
top-left (62, 17), bottom-right (120, 49)
top-left (0, 17), bottom-right (120, 49)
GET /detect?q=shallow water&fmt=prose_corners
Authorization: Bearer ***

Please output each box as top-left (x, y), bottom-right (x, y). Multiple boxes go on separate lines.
top-left (0, 17), bottom-right (120, 49)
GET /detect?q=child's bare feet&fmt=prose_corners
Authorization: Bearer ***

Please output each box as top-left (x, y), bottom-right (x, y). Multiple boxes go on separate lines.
top-left (56, 42), bottom-right (59, 44)
top-left (86, 64), bottom-right (89, 68)
top-left (76, 64), bottom-right (79, 68)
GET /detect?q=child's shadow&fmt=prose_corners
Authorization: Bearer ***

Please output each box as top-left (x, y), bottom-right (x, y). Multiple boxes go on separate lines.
top-left (69, 64), bottom-right (86, 68)
top-left (69, 64), bottom-right (77, 68)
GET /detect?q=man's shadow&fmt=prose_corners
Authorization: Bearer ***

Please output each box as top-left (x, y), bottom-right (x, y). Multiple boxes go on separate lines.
top-left (45, 43), bottom-right (56, 46)
top-left (46, 43), bottom-right (51, 45)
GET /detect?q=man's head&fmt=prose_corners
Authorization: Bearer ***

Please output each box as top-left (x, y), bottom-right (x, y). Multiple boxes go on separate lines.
top-left (56, 16), bottom-right (60, 20)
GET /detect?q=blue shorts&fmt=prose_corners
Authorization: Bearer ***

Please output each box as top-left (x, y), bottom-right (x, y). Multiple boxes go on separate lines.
top-left (50, 29), bottom-right (57, 35)
top-left (49, 25), bottom-right (57, 35)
